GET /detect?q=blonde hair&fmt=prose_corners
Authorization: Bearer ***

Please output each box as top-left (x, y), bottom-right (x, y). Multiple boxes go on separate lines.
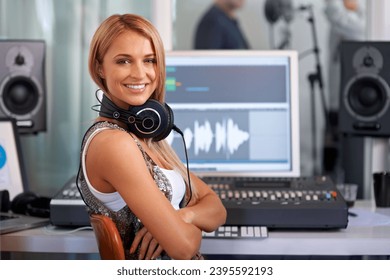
top-left (88, 14), bottom-right (196, 202)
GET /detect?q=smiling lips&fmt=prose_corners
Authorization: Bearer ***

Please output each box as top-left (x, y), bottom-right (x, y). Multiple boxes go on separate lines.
top-left (125, 84), bottom-right (146, 90)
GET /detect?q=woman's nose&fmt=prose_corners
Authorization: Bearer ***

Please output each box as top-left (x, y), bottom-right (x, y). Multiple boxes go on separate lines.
top-left (130, 62), bottom-right (145, 78)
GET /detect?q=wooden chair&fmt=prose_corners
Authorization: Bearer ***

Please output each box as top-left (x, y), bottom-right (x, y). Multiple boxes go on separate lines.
top-left (90, 214), bottom-right (125, 260)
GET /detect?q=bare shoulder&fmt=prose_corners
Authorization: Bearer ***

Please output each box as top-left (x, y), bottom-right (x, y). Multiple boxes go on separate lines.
top-left (85, 128), bottom-right (147, 186)
top-left (90, 128), bottom-right (137, 154)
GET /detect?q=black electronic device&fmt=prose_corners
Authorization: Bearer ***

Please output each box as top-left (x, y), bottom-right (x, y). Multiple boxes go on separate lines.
top-left (98, 93), bottom-right (174, 141)
top-left (339, 41), bottom-right (390, 136)
top-left (51, 175), bottom-right (348, 229)
top-left (202, 175), bottom-right (348, 229)
top-left (50, 175), bottom-right (90, 227)
top-left (0, 40), bottom-right (47, 134)
top-left (264, 0), bottom-right (294, 24)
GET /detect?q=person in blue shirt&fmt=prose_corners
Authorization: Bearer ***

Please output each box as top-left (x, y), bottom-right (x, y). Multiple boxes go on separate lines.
top-left (194, 0), bottom-right (250, 49)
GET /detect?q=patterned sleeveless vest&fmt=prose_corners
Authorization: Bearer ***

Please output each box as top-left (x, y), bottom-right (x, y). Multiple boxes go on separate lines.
top-left (77, 121), bottom-right (174, 260)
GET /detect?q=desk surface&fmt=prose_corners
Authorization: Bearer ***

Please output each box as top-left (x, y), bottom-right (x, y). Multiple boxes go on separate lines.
top-left (1, 200), bottom-right (390, 257)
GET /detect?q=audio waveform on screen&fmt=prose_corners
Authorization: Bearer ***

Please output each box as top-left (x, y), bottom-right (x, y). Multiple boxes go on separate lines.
top-left (169, 118), bottom-right (249, 157)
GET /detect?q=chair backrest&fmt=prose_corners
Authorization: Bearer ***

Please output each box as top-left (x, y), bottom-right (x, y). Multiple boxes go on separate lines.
top-left (90, 214), bottom-right (125, 260)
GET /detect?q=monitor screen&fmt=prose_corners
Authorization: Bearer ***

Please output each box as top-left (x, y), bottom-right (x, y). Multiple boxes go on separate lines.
top-left (165, 50), bottom-right (300, 177)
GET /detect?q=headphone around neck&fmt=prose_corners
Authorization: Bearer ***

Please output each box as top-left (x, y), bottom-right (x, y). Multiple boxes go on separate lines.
top-left (96, 92), bottom-right (175, 141)
top-left (89, 90), bottom-right (192, 206)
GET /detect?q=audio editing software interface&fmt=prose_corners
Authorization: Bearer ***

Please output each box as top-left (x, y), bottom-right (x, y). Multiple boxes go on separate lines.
top-left (165, 51), bottom-right (299, 176)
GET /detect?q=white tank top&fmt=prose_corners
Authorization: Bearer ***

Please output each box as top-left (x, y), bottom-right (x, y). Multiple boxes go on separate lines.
top-left (82, 126), bottom-right (186, 211)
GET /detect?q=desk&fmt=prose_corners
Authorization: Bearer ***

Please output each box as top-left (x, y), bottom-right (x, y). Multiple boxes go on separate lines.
top-left (1, 200), bottom-right (390, 259)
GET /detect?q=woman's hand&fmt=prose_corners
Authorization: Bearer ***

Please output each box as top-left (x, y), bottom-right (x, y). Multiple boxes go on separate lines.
top-left (130, 227), bottom-right (164, 260)
top-left (130, 209), bottom-right (198, 259)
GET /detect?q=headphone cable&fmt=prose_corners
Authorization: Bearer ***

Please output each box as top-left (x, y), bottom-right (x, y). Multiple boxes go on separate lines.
top-left (172, 125), bottom-right (193, 207)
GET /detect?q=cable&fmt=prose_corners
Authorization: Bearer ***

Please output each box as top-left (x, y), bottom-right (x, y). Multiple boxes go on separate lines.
top-left (90, 88), bottom-right (106, 114)
top-left (172, 125), bottom-right (193, 207)
top-left (43, 224), bottom-right (93, 235)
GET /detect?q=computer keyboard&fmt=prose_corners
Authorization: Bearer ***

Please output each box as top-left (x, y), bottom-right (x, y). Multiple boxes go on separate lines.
top-left (202, 225), bottom-right (268, 239)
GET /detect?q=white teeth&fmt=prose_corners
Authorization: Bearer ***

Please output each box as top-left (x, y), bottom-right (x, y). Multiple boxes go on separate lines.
top-left (126, 84), bottom-right (145, 89)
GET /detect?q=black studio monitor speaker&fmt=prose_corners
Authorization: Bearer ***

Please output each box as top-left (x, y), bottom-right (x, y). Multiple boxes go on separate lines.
top-left (0, 40), bottom-right (46, 134)
top-left (339, 41), bottom-right (390, 137)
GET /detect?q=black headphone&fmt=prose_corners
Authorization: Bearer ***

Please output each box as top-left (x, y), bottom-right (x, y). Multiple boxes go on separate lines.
top-left (96, 93), bottom-right (175, 142)
top-left (91, 90), bottom-right (193, 206)
top-left (8, 191), bottom-right (51, 218)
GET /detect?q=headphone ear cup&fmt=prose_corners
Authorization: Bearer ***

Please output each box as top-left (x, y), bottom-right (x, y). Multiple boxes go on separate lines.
top-left (153, 103), bottom-right (174, 142)
top-left (11, 192), bottom-right (39, 215)
top-left (128, 100), bottom-right (174, 141)
top-left (26, 197), bottom-right (51, 218)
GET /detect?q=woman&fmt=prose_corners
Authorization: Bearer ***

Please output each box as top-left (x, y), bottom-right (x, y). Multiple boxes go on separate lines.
top-left (77, 14), bottom-right (226, 260)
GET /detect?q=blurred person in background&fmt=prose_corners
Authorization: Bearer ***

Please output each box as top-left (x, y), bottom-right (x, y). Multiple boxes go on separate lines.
top-left (322, 0), bottom-right (366, 174)
top-left (194, 0), bottom-right (250, 49)
top-left (324, 0), bottom-right (366, 114)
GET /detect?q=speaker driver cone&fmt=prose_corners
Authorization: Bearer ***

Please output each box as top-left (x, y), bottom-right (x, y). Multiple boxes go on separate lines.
top-left (2, 76), bottom-right (39, 115)
top-left (343, 74), bottom-right (390, 121)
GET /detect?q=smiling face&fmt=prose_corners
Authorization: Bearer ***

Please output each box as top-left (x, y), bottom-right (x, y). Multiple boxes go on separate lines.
top-left (99, 30), bottom-right (157, 109)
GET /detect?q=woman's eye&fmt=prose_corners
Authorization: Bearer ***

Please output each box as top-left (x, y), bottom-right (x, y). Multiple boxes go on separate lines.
top-left (117, 59), bottom-right (130, 64)
top-left (145, 58), bottom-right (157, 64)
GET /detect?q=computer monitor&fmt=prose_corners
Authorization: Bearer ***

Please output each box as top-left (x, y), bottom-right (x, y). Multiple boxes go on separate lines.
top-left (165, 50), bottom-right (300, 178)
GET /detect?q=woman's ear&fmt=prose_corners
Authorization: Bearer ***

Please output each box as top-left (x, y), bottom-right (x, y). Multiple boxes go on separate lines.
top-left (96, 60), bottom-right (104, 78)
top-left (98, 67), bottom-right (105, 78)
